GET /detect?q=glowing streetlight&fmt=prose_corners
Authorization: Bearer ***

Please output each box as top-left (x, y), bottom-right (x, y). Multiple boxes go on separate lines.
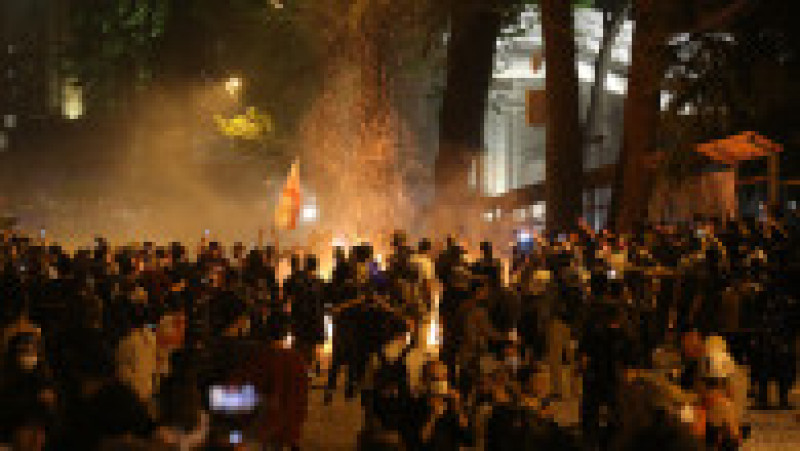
top-left (225, 76), bottom-right (242, 96)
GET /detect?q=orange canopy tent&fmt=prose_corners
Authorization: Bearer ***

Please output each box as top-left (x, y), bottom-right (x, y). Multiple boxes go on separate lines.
top-left (696, 131), bottom-right (783, 165)
top-left (696, 131), bottom-right (783, 214)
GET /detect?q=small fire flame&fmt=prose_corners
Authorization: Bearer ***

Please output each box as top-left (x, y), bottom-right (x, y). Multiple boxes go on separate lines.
top-left (426, 291), bottom-right (442, 352)
top-left (323, 314), bottom-right (334, 356)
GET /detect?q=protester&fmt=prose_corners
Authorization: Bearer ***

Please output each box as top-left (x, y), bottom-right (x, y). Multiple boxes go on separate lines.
top-left (0, 215), bottom-right (798, 450)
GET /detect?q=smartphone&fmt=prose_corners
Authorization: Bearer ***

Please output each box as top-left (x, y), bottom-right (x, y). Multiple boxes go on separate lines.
top-left (209, 385), bottom-right (259, 413)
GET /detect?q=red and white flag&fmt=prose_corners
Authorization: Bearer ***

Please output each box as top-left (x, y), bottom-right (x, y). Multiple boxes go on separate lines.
top-left (275, 159), bottom-right (301, 230)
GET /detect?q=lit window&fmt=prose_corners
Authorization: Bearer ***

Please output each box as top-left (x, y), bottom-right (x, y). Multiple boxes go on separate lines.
top-left (3, 114), bottom-right (16, 129)
top-left (483, 211), bottom-right (494, 222)
top-left (788, 201), bottom-right (797, 211)
top-left (530, 202), bottom-right (546, 221)
top-left (62, 78), bottom-right (84, 120)
top-left (0, 131), bottom-right (7, 151)
top-left (7, 44), bottom-right (14, 55)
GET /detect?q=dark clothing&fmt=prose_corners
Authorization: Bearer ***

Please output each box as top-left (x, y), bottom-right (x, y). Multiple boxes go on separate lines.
top-left (486, 404), bottom-right (526, 451)
top-left (679, 358), bottom-right (701, 392)
top-left (290, 273), bottom-right (325, 347)
top-left (0, 368), bottom-right (55, 441)
top-left (56, 381), bottom-right (155, 450)
top-left (580, 321), bottom-right (635, 444)
top-left (471, 257), bottom-right (501, 288)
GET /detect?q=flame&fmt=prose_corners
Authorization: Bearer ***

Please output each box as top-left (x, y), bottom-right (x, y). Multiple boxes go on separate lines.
top-left (426, 291), bottom-right (442, 352)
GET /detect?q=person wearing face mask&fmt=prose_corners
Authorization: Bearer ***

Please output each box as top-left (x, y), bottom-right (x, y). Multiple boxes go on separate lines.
top-left (0, 332), bottom-right (57, 448)
top-left (414, 360), bottom-right (474, 451)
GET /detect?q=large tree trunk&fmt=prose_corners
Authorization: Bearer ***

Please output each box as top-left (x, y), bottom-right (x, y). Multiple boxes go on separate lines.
top-left (609, 0), bottom-right (669, 232)
top-left (541, 0), bottom-right (584, 232)
top-left (609, 0), bottom-right (751, 232)
top-left (584, 1), bottom-right (629, 164)
top-left (434, 4), bottom-right (502, 225)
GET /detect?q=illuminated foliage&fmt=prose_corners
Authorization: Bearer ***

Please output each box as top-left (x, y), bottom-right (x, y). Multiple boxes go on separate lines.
top-left (214, 107), bottom-right (275, 141)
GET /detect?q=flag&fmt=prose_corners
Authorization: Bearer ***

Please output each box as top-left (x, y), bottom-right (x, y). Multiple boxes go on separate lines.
top-left (275, 159), bottom-right (301, 230)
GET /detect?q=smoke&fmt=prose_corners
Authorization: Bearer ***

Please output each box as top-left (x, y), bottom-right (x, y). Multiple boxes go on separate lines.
top-left (6, 1), bottom-right (441, 249)
top-left (10, 83), bottom-right (277, 248)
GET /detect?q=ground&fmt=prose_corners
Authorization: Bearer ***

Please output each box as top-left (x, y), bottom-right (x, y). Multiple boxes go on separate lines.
top-left (300, 366), bottom-right (800, 450)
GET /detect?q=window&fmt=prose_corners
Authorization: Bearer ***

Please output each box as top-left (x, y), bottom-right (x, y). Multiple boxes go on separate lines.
top-left (530, 202), bottom-right (546, 221)
top-left (3, 114), bottom-right (16, 129)
top-left (0, 131), bottom-right (7, 152)
top-left (583, 186), bottom-right (612, 231)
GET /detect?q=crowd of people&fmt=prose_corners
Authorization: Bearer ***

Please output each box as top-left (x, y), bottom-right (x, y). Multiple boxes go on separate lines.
top-left (0, 212), bottom-right (798, 450)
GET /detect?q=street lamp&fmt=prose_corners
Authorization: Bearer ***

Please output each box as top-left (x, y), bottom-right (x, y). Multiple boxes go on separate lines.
top-left (224, 76), bottom-right (242, 96)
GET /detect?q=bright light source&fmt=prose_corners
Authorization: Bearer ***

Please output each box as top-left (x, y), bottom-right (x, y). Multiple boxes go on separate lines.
top-left (426, 313), bottom-right (441, 351)
top-left (283, 333), bottom-right (294, 349)
top-left (789, 201), bottom-right (797, 211)
top-left (301, 204), bottom-right (318, 223)
top-left (62, 78), bottom-right (84, 120)
top-left (225, 77), bottom-right (242, 96)
top-left (269, 0), bottom-right (284, 9)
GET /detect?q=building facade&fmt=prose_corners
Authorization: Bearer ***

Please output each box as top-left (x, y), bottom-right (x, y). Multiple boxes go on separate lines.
top-left (480, 6), bottom-right (633, 231)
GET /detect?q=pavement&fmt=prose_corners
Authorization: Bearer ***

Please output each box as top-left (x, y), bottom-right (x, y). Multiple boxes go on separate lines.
top-left (300, 366), bottom-right (800, 450)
